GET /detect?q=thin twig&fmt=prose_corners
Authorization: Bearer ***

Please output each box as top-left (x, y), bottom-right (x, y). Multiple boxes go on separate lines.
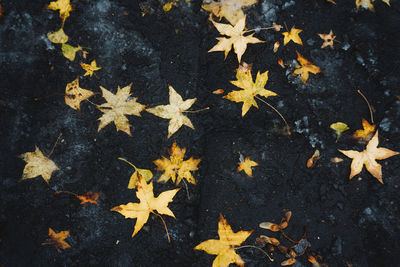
top-left (85, 99), bottom-right (99, 107)
top-left (48, 132), bottom-right (62, 157)
top-left (280, 230), bottom-right (297, 244)
top-left (235, 245), bottom-right (274, 262)
top-left (357, 89), bottom-right (374, 123)
top-left (181, 179), bottom-right (190, 200)
top-left (151, 212), bottom-right (171, 243)
top-left (242, 26), bottom-right (277, 34)
top-left (255, 96), bottom-right (291, 135)
top-left (54, 190), bottom-right (78, 197)
top-left (283, 21), bottom-right (289, 32)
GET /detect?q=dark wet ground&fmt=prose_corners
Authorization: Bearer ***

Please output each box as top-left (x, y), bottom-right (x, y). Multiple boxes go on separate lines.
top-left (1, 0), bottom-right (400, 266)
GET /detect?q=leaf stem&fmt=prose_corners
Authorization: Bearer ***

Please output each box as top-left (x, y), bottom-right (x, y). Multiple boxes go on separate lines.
top-left (255, 96), bottom-right (291, 135)
top-left (48, 132), bottom-right (62, 157)
top-left (151, 211), bottom-right (171, 243)
top-left (118, 157), bottom-right (137, 170)
top-left (242, 26), bottom-right (277, 34)
top-left (183, 107), bottom-right (210, 113)
top-left (280, 230), bottom-right (297, 244)
top-left (234, 245), bottom-right (274, 262)
top-left (357, 89), bottom-right (374, 123)
top-left (181, 179), bottom-right (190, 200)
top-left (54, 190), bottom-right (78, 197)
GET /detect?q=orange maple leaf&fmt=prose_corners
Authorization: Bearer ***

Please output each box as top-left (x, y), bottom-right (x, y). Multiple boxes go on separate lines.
top-left (194, 214), bottom-right (253, 267)
top-left (352, 118), bottom-right (375, 140)
top-left (237, 156), bottom-right (258, 177)
top-left (338, 131), bottom-right (399, 183)
top-left (282, 26), bottom-right (303, 46)
top-left (293, 51), bottom-right (321, 84)
top-left (43, 228), bottom-right (71, 251)
top-left (76, 191), bottom-right (101, 205)
top-left (318, 29), bottom-right (336, 49)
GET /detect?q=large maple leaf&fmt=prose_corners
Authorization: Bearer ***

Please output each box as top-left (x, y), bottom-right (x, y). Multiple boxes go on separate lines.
top-left (111, 176), bottom-right (180, 238)
top-left (209, 16), bottom-right (263, 63)
top-left (194, 214), bottom-right (253, 267)
top-left (224, 68), bottom-right (277, 116)
top-left (338, 131), bottom-right (399, 183)
top-left (202, 0), bottom-right (258, 26)
top-left (154, 141), bottom-right (200, 185)
top-left (146, 85), bottom-right (196, 138)
top-left (97, 83), bottom-right (146, 136)
top-left (19, 146), bottom-right (59, 184)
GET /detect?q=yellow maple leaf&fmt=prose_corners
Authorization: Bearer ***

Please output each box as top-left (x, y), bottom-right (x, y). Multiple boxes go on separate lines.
top-left (224, 68), bottom-right (277, 117)
top-left (202, 0), bottom-right (258, 26)
top-left (111, 175), bottom-right (180, 238)
top-left (65, 77), bottom-right (94, 110)
top-left (47, 0), bottom-right (72, 23)
top-left (293, 51), bottom-right (321, 84)
top-left (209, 16), bottom-right (264, 63)
top-left (19, 146), bottom-right (59, 184)
top-left (282, 26), bottom-right (303, 46)
top-left (61, 44), bottom-right (82, 61)
top-left (356, 0), bottom-right (374, 10)
top-left (352, 118), bottom-right (375, 140)
top-left (44, 228), bottom-right (71, 251)
top-left (47, 28), bottom-right (68, 44)
top-left (146, 85), bottom-right (196, 138)
top-left (97, 83), bottom-right (146, 136)
top-left (318, 29), bottom-right (336, 49)
top-left (194, 214), bottom-right (253, 267)
top-left (80, 60), bottom-right (101, 77)
top-left (154, 141), bottom-right (200, 185)
top-left (338, 131), bottom-right (399, 183)
top-left (237, 156), bottom-right (258, 177)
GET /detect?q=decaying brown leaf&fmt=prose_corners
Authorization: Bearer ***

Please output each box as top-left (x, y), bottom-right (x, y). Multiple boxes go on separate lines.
top-left (43, 228), bottom-right (71, 251)
top-left (194, 214), bottom-right (253, 267)
top-left (47, 0), bottom-right (72, 23)
top-left (154, 141), bottom-right (200, 185)
top-left (318, 30), bottom-right (336, 49)
top-left (111, 175), bottom-right (180, 238)
top-left (76, 192), bottom-right (101, 205)
top-left (237, 156), bottom-right (258, 177)
top-left (146, 85), bottom-right (196, 138)
top-left (352, 118), bottom-right (375, 141)
top-left (224, 67), bottom-right (277, 117)
top-left (306, 149), bottom-right (320, 168)
top-left (19, 146), bottom-right (59, 184)
top-left (259, 211), bottom-right (292, 231)
top-left (97, 83), bottom-right (146, 136)
top-left (293, 51), bottom-right (321, 84)
top-left (65, 77), bottom-right (94, 110)
top-left (202, 0), bottom-right (258, 26)
top-left (282, 26), bottom-right (303, 46)
top-left (209, 16), bottom-right (264, 63)
top-left (338, 131), bottom-right (399, 183)
top-left (80, 60), bottom-right (101, 77)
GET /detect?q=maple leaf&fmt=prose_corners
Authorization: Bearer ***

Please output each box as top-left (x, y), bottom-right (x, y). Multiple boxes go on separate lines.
top-left (146, 85), bottom-right (196, 138)
top-left (19, 146), bottom-right (59, 184)
top-left (224, 68), bottom-right (277, 117)
top-left (97, 83), bottom-right (146, 136)
top-left (202, 0), bottom-right (258, 26)
top-left (318, 30), bottom-right (336, 49)
top-left (44, 228), bottom-right (71, 251)
top-left (237, 156), bottom-right (258, 177)
top-left (338, 131), bottom-right (399, 183)
top-left (356, 0), bottom-right (374, 10)
top-left (282, 26), bottom-right (303, 46)
top-left (352, 118), bottom-right (375, 140)
top-left (293, 51), bottom-right (321, 84)
top-left (209, 16), bottom-right (264, 63)
top-left (61, 44), bottom-right (82, 61)
top-left (194, 214), bottom-right (253, 267)
top-left (65, 77), bottom-right (94, 110)
top-left (80, 60), bottom-right (101, 77)
top-left (153, 141), bottom-right (200, 185)
top-left (47, 0), bottom-right (72, 23)
top-left (47, 28), bottom-right (68, 44)
top-left (77, 192), bottom-right (101, 205)
top-left (111, 175), bottom-right (180, 238)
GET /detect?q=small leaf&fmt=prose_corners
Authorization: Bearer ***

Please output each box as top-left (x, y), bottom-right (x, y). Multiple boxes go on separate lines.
top-left (47, 28), bottom-right (68, 44)
top-left (61, 43), bottom-right (82, 61)
top-left (330, 122), bottom-right (349, 142)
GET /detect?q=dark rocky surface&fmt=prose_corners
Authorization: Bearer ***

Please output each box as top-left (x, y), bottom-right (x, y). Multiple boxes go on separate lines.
top-left (1, 0), bottom-right (400, 266)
